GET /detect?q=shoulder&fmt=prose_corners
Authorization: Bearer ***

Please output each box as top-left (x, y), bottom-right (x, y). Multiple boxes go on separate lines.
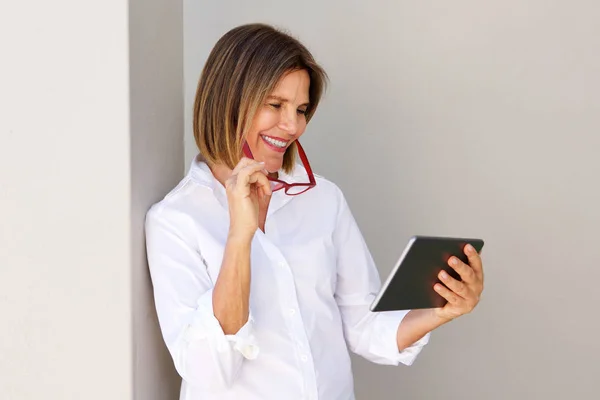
top-left (145, 174), bottom-right (212, 238)
top-left (304, 172), bottom-right (353, 223)
top-left (313, 173), bottom-right (345, 203)
top-left (287, 161), bottom-right (346, 202)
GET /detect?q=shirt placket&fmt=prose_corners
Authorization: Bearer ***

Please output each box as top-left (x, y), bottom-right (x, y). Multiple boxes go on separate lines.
top-left (257, 225), bottom-right (319, 400)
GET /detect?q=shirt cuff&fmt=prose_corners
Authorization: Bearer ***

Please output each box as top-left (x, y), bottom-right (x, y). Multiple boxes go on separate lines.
top-left (184, 289), bottom-right (259, 360)
top-left (369, 310), bottom-right (430, 366)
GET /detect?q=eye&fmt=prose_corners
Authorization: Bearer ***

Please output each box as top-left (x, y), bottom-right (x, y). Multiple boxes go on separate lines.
top-left (269, 103), bottom-right (281, 109)
top-left (297, 109), bottom-right (307, 115)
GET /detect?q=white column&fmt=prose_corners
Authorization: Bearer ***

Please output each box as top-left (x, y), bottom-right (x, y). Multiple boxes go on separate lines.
top-left (0, 1), bottom-right (182, 399)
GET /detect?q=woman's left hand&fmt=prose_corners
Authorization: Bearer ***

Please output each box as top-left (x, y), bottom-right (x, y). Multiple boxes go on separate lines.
top-left (433, 244), bottom-right (484, 322)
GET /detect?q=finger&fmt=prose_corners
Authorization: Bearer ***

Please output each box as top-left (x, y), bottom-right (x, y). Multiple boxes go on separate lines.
top-left (224, 158), bottom-right (254, 180)
top-left (434, 282), bottom-right (464, 305)
top-left (234, 164), bottom-right (270, 197)
top-left (448, 256), bottom-right (476, 284)
top-left (236, 163), bottom-right (267, 185)
top-left (258, 185), bottom-right (269, 201)
top-left (226, 161), bottom-right (265, 190)
top-left (464, 244), bottom-right (484, 280)
top-left (232, 157), bottom-right (261, 175)
top-left (247, 170), bottom-right (272, 197)
top-left (438, 270), bottom-right (469, 299)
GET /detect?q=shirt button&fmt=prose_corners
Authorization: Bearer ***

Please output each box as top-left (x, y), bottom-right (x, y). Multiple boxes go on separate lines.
top-left (278, 261), bottom-right (286, 267)
top-left (289, 308), bottom-right (296, 316)
top-left (300, 355), bottom-right (308, 362)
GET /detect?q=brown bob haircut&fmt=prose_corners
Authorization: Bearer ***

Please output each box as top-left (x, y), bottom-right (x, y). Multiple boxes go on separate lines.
top-left (193, 23), bottom-right (328, 173)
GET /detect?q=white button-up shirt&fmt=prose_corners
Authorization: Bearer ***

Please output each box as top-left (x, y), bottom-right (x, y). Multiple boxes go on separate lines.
top-left (145, 156), bottom-right (430, 400)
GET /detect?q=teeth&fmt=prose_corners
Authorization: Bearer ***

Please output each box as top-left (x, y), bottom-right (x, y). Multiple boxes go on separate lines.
top-left (262, 135), bottom-right (287, 148)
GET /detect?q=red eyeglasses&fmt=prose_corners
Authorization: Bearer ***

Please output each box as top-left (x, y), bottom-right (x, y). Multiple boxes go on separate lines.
top-left (242, 140), bottom-right (316, 195)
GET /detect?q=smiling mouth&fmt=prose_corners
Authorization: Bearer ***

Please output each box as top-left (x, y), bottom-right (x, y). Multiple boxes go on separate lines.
top-left (260, 134), bottom-right (288, 151)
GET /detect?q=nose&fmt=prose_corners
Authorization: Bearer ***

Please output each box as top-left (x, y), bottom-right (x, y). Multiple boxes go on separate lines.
top-left (277, 106), bottom-right (300, 136)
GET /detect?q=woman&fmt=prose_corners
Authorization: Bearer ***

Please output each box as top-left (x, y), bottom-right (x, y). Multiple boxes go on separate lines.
top-left (145, 23), bottom-right (484, 400)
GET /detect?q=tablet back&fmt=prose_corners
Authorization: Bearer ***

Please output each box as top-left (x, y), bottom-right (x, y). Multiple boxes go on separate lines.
top-left (370, 236), bottom-right (484, 312)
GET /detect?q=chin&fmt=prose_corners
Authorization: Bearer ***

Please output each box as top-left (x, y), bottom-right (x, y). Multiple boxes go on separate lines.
top-left (256, 149), bottom-right (285, 173)
top-left (265, 160), bottom-right (283, 173)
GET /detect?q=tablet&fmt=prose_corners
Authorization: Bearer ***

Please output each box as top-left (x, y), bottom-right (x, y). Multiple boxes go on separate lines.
top-left (369, 235), bottom-right (485, 312)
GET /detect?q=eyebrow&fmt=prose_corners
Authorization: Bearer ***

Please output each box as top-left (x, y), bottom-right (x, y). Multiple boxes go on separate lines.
top-left (267, 95), bottom-right (310, 108)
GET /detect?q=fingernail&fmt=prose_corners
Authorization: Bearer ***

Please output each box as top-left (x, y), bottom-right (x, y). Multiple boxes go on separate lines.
top-left (450, 258), bottom-right (458, 266)
top-left (466, 244), bottom-right (474, 253)
top-left (440, 271), bottom-right (448, 279)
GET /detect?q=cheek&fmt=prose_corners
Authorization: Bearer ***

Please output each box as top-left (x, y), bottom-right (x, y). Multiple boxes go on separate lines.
top-left (249, 111), bottom-right (278, 138)
top-left (247, 110), bottom-right (309, 140)
top-left (297, 119), bottom-right (308, 136)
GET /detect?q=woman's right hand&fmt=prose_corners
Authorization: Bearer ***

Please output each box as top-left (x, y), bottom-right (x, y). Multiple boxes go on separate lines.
top-left (225, 157), bottom-right (272, 241)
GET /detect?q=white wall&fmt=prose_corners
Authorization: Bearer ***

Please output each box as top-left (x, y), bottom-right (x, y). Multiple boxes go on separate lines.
top-left (0, 2), bottom-right (132, 398)
top-left (184, 1), bottom-right (600, 399)
top-left (1, 1), bottom-right (182, 399)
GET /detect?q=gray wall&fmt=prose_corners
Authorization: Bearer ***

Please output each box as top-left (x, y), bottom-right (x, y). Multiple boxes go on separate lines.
top-left (184, 1), bottom-right (600, 399)
top-left (130, 0), bottom-right (183, 398)
top-left (1, 1), bottom-right (182, 399)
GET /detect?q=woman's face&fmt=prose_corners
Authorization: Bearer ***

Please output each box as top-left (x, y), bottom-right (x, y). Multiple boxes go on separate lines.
top-left (245, 69), bottom-right (310, 173)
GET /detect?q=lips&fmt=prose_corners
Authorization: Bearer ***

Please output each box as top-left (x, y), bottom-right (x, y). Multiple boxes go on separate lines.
top-left (260, 134), bottom-right (288, 153)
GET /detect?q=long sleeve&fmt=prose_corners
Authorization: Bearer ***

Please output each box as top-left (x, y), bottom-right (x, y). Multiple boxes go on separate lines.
top-left (332, 190), bottom-right (430, 366)
top-left (144, 205), bottom-right (259, 390)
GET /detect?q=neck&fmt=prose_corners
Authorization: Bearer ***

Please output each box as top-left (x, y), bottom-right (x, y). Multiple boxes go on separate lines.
top-left (209, 163), bottom-right (231, 187)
